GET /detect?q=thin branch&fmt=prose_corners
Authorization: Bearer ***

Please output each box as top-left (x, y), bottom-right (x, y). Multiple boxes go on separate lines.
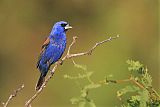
top-left (71, 59), bottom-right (76, 65)
top-left (104, 76), bottom-right (145, 89)
top-left (130, 78), bottom-right (144, 89)
top-left (151, 88), bottom-right (160, 99)
top-left (104, 76), bottom-right (160, 100)
top-left (67, 35), bottom-right (120, 58)
top-left (66, 36), bottom-right (78, 56)
top-left (25, 35), bottom-right (119, 107)
top-left (2, 84), bottom-right (24, 107)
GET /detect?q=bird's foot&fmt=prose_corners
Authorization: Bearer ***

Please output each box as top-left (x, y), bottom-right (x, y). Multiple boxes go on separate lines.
top-left (58, 59), bottom-right (63, 65)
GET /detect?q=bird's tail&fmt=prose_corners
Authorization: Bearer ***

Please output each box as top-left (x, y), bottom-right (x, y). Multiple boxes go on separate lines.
top-left (35, 73), bottom-right (45, 91)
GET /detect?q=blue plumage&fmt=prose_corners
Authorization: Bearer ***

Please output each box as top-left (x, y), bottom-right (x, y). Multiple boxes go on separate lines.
top-left (36, 21), bottom-right (72, 90)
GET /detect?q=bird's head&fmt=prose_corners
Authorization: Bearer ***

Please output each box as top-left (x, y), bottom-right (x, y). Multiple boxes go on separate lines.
top-left (52, 21), bottom-right (72, 33)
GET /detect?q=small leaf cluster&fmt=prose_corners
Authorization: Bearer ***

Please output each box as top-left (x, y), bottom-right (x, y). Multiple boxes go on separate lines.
top-left (64, 60), bottom-right (160, 107)
top-left (64, 62), bottom-right (100, 107)
top-left (119, 60), bottom-right (160, 107)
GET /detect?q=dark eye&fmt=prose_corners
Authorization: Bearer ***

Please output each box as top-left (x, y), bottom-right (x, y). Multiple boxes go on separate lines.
top-left (61, 23), bottom-right (67, 27)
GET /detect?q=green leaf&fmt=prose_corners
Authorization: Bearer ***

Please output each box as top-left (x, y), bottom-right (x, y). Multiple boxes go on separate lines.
top-left (141, 69), bottom-right (152, 87)
top-left (64, 71), bottom-right (93, 80)
top-left (79, 101), bottom-right (86, 107)
top-left (127, 95), bottom-right (141, 107)
top-left (121, 105), bottom-right (127, 107)
top-left (88, 101), bottom-right (96, 107)
top-left (84, 84), bottom-right (102, 90)
top-left (86, 71), bottom-right (93, 77)
top-left (81, 90), bottom-right (87, 97)
top-left (74, 63), bottom-right (87, 71)
top-left (107, 74), bottom-right (113, 78)
top-left (126, 60), bottom-right (144, 74)
top-left (78, 100), bottom-right (96, 107)
top-left (70, 97), bottom-right (81, 104)
top-left (117, 86), bottom-right (140, 97)
top-left (139, 89), bottom-right (149, 107)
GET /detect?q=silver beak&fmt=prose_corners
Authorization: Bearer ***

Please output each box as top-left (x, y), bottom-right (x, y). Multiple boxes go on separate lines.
top-left (65, 24), bottom-right (72, 30)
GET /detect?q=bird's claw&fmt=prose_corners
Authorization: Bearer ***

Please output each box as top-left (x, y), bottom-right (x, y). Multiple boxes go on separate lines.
top-left (58, 59), bottom-right (63, 65)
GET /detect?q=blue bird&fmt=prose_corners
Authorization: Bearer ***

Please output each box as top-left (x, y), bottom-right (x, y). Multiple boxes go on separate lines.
top-left (36, 21), bottom-right (72, 90)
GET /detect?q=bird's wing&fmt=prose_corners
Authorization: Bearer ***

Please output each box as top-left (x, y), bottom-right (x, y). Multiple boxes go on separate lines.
top-left (36, 37), bottom-right (50, 68)
top-left (41, 37), bottom-right (50, 49)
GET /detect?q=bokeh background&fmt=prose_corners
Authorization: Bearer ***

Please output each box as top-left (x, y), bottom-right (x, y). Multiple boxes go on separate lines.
top-left (0, 0), bottom-right (159, 107)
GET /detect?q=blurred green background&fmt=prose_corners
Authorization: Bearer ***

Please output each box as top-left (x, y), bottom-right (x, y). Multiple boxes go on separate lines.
top-left (0, 0), bottom-right (159, 107)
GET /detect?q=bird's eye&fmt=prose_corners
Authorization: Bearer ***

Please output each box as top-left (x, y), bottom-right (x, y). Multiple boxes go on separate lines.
top-left (61, 23), bottom-right (67, 27)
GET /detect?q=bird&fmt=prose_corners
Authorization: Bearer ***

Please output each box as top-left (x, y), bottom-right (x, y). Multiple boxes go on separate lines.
top-left (36, 21), bottom-right (72, 91)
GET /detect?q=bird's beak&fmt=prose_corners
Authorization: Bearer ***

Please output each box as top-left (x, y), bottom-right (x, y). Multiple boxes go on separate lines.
top-left (65, 24), bottom-right (72, 30)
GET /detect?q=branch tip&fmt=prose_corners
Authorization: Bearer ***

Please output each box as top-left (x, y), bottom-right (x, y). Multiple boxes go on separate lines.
top-left (3, 84), bottom-right (24, 107)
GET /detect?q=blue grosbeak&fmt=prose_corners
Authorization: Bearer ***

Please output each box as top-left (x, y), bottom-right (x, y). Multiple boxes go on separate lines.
top-left (36, 21), bottom-right (72, 90)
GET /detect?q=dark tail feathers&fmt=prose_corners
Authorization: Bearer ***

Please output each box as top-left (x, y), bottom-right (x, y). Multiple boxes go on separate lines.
top-left (35, 74), bottom-right (45, 91)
